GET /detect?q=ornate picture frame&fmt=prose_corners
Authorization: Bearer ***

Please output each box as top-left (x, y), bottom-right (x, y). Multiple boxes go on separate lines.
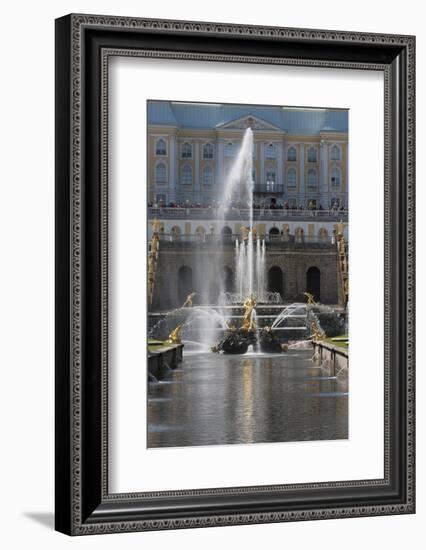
top-left (55, 14), bottom-right (415, 535)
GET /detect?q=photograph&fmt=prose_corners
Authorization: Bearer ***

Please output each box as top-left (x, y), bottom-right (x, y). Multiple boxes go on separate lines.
top-left (147, 100), bottom-right (349, 448)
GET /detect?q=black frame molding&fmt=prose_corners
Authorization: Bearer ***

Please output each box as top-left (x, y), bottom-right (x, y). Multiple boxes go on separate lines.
top-left (55, 14), bottom-right (415, 535)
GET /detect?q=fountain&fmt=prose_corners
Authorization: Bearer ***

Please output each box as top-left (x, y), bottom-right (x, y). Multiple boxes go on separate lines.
top-left (148, 125), bottom-right (341, 356)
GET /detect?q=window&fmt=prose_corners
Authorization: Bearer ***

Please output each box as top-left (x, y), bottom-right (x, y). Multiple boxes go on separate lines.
top-left (287, 146), bottom-right (297, 161)
top-left (266, 170), bottom-right (276, 190)
top-left (252, 143), bottom-right (256, 159)
top-left (331, 145), bottom-right (340, 160)
top-left (225, 142), bottom-right (234, 157)
top-left (330, 197), bottom-right (340, 208)
top-left (252, 168), bottom-right (256, 184)
top-left (155, 138), bottom-right (167, 156)
top-left (156, 193), bottom-right (166, 204)
top-left (155, 162), bottom-right (167, 184)
top-left (287, 168), bottom-right (296, 187)
top-left (181, 142), bottom-right (192, 158)
top-left (203, 143), bottom-right (214, 159)
top-left (181, 165), bottom-right (193, 185)
top-left (307, 169), bottom-right (317, 187)
top-left (307, 147), bottom-right (317, 162)
top-left (331, 166), bottom-right (341, 187)
top-left (202, 165), bottom-right (213, 185)
top-left (266, 143), bottom-right (276, 159)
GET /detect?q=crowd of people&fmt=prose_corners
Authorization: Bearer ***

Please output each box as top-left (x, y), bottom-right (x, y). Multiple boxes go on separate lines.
top-left (148, 200), bottom-right (347, 212)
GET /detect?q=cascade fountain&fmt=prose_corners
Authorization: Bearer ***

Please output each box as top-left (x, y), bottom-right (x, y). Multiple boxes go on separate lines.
top-left (149, 125), bottom-right (335, 355)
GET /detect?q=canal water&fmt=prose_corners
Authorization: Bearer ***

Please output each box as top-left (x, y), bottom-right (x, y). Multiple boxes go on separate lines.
top-left (147, 349), bottom-right (348, 448)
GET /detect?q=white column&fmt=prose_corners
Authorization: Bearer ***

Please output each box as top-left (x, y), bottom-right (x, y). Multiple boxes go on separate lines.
top-left (320, 142), bottom-right (329, 207)
top-left (277, 141), bottom-right (283, 187)
top-left (169, 135), bottom-right (176, 202)
top-left (260, 142), bottom-right (265, 187)
top-left (298, 144), bottom-right (305, 207)
top-left (175, 139), bottom-right (180, 203)
top-left (194, 142), bottom-right (200, 200)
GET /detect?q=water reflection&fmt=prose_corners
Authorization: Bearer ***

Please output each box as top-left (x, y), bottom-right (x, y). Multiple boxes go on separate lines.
top-left (147, 350), bottom-right (348, 448)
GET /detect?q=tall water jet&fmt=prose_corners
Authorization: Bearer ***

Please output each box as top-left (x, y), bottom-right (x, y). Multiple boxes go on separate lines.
top-left (217, 126), bottom-right (269, 304)
top-left (217, 127), bottom-right (254, 221)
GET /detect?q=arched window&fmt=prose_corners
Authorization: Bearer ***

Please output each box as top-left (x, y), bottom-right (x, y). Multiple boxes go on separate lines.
top-left (267, 266), bottom-right (284, 297)
top-left (287, 146), bottom-right (297, 161)
top-left (307, 169), bottom-right (317, 188)
top-left (295, 227), bottom-right (304, 242)
top-left (287, 168), bottom-right (297, 187)
top-left (225, 142), bottom-right (234, 157)
top-left (181, 142), bottom-right (192, 158)
top-left (318, 227), bottom-right (328, 242)
top-left (155, 138), bottom-right (167, 156)
top-left (181, 165), bottom-right (193, 185)
top-left (269, 227), bottom-right (280, 240)
top-left (331, 166), bottom-right (341, 187)
top-left (331, 145), bottom-right (340, 160)
top-left (266, 143), bottom-right (276, 159)
top-left (195, 226), bottom-right (206, 241)
top-left (202, 165), bottom-right (213, 185)
top-left (155, 162), bottom-right (167, 184)
top-left (221, 226), bottom-right (232, 242)
top-left (266, 169), bottom-right (276, 190)
top-left (306, 266), bottom-right (321, 302)
top-left (307, 147), bottom-right (317, 162)
top-left (203, 142), bottom-right (214, 159)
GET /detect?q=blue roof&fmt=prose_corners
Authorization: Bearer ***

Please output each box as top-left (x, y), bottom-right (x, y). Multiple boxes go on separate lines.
top-left (147, 101), bottom-right (348, 134)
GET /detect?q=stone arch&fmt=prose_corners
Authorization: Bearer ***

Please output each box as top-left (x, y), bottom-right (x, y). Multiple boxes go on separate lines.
top-left (306, 266), bottom-right (321, 302)
top-left (170, 225), bottom-right (181, 240)
top-left (267, 266), bottom-right (284, 298)
top-left (295, 227), bottom-right (304, 242)
top-left (318, 227), bottom-right (328, 242)
top-left (221, 226), bottom-right (232, 241)
top-left (222, 266), bottom-right (234, 293)
top-left (269, 226), bottom-right (280, 240)
top-left (177, 266), bottom-right (194, 305)
top-left (195, 225), bottom-right (206, 241)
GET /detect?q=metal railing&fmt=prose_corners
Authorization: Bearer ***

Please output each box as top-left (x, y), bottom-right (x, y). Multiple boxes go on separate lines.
top-left (148, 207), bottom-right (348, 222)
top-left (156, 233), bottom-right (335, 245)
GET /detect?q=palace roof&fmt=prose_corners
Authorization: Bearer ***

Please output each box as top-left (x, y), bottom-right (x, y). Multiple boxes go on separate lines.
top-left (148, 101), bottom-right (348, 134)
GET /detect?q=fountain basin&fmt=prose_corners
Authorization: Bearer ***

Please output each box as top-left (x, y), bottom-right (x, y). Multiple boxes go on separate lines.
top-left (215, 329), bottom-right (257, 355)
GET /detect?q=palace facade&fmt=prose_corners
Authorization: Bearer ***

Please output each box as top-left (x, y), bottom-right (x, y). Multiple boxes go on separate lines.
top-left (147, 101), bottom-right (348, 210)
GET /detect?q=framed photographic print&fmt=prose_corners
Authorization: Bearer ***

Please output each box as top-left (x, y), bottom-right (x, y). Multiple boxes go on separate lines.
top-left (55, 14), bottom-right (415, 535)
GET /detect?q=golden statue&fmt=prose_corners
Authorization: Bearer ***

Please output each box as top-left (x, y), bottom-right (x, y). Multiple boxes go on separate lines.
top-left (182, 292), bottom-right (196, 308)
top-left (240, 225), bottom-right (249, 241)
top-left (310, 320), bottom-right (325, 341)
top-left (151, 217), bottom-right (161, 234)
top-left (166, 324), bottom-right (183, 345)
top-left (241, 295), bottom-right (257, 332)
top-left (304, 292), bottom-right (316, 305)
